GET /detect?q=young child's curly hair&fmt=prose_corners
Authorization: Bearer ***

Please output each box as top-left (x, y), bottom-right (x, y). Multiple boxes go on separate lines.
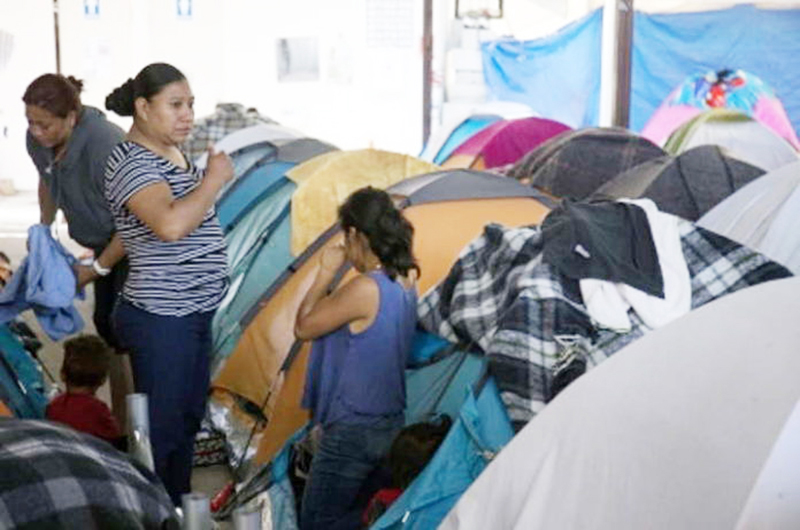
top-left (62, 335), bottom-right (111, 389)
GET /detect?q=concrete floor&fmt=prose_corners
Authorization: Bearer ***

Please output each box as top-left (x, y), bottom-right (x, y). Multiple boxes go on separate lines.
top-left (0, 190), bottom-right (235, 526)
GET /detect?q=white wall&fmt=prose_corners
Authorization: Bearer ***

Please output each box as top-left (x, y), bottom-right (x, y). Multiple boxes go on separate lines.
top-left (0, 0), bottom-right (56, 191)
top-left (0, 0), bottom-right (425, 190)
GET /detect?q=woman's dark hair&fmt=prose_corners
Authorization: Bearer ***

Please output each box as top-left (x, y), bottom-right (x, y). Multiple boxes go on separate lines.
top-left (105, 63), bottom-right (186, 117)
top-left (62, 335), bottom-right (111, 389)
top-left (22, 74), bottom-right (83, 118)
top-left (338, 186), bottom-right (419, 280)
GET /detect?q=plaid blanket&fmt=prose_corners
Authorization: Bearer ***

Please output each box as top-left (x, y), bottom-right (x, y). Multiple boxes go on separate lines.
top-left (0, 419), bottom-right (178, 529)
top-left (182, 103), bottom-right (277, 162)
top-left (418, 220), bottom-right (791, 429)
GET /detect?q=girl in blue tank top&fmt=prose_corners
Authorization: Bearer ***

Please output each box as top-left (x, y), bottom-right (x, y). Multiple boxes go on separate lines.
top-left (295, 186), bottom-right (419, 530)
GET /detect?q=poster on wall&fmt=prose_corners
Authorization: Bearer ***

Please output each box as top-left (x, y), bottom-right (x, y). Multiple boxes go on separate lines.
top-left (0, 30), bottom-right (12, 72)
top-left (456, 0), bottom-right (502, 19)
top-left (83, 0), bottom-right (100, 18)
top-left (177, 0), bottom-right (193, 19)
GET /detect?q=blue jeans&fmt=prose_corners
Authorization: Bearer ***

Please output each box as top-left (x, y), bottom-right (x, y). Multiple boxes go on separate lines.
top-left (300, 416), bottom-right (402, 530)
top-left (113, 300), bottom-right (213, 506)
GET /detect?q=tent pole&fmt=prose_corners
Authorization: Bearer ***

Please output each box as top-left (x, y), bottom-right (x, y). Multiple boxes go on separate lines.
top-left (615, 0), bottom-right (633, 128)
top-left (53, 0), bottom-right (61, 74)
top-left (422, 0), bottom-right (433, 147)
top-left (599, 0), bottom-right (633, 128)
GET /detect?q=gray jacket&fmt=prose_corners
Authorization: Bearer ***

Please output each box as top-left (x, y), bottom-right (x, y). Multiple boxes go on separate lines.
top-left (27, 106), bottom-right (124, 251)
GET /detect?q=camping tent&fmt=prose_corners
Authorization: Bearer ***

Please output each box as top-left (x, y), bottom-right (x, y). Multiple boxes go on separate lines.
top-left (420, 101), bottom-right (535, 164)
top-left (217, 138), bottom-right (337, 232)
top-left (440, 276), bottom-right (800, 530)
top-left (0, 324), bottom-right (47, 418)
top-left (699, 160), bottom-right (800, 274)
top-left (594, 145), bottom-right (765, 221)
top-left (664, 109), bottom-right (798, 172)
top-left (507, 127), bottom-right (665, 199)
top-left (641, 69), bottom-right (800, 149)
top-left (183, 104), bottom-right (283, 163)
top-left (207, 170), bottom-right (553, 471)
top-left (210, 170), bottom-right (554, 527)
top-left (210, 149), bottom-right (435, 375)
top-left (439, 117), bottom-right (571, 170)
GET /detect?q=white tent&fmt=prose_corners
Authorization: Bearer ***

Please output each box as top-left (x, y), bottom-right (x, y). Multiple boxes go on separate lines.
top-left (699, 160), bottom-right (800, 274)
top-left (440, 276), bottom-right (800, 530)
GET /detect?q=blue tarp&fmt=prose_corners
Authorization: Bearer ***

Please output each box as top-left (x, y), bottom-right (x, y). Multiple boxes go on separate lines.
top-left (482, 5), bottom-right (800, 135)
top-left (481, 9), bottom-right (602, 128)
top-left (631, 5), bottom-right (800, 134)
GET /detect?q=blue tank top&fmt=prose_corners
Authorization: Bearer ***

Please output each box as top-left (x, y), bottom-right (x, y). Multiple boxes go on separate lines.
top-left (302, 270), bottom-right (417, 426)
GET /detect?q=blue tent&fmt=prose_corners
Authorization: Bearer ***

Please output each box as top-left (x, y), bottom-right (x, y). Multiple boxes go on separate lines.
top-left (210, 138), bottom-right (337, 374)
top-left (0, 324), bottom-right (48, 418)
top-left (216, 335), bottom-right (513, 530)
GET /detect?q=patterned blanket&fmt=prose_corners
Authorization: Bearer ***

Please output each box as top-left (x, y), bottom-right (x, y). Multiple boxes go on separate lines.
top-left (418, 220), bottom-right (791, 429)
top-left (0, 419), bottom-right (178, 529)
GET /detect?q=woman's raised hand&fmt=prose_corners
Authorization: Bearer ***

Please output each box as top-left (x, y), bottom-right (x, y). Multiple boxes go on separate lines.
top-left (320, 244), bottom-right (347, 273)
top-left (205, 145), bottom-right (234, 185)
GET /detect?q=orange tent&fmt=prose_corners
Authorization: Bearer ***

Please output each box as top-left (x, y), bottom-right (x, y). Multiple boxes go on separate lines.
top-left (209, 169), bottom-right (554, 466)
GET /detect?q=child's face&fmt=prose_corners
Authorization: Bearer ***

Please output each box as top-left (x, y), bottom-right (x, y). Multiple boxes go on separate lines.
top-left (0, 258), bottom-right (11, 288)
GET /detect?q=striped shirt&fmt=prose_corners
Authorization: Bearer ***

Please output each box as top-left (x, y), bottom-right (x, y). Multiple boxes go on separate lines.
top-left (105, 141), bottom-right (228, 316)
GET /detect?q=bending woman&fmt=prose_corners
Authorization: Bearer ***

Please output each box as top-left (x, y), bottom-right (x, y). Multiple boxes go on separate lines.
top-left (23, 74), bottom-right (131, 425)
top-left (104, 63), bottom-right (232, 504)
top-left (295, 187), bottom-right (419, 530)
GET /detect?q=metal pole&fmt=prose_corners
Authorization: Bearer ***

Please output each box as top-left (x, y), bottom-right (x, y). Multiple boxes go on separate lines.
top-left (599, 0), bottom-right (634, 128)
top-left (615, 0), bottom-right (634, 128)
top-left (181, 493), bottom-right (212, 530)
top-left (422, 0), bottom-right (433, 147)
top-left (127, 393), bottom-right (154, 471)
top-left (53, 0), bottom-right (61, 74)
top-left (232, 506), bottom-right (262, 530)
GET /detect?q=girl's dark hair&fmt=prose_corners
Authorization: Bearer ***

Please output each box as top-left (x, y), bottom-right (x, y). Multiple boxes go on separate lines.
top-left (388, 415), bottom-right (452, 489)
top-left (105, 63), bottom-right (186, 117)
top-left (338, 186), bottom-right (419, 280)
top-left (22, 74), bottom-right (83, 118)
top-left (62, 335), bottom-right (111, 389)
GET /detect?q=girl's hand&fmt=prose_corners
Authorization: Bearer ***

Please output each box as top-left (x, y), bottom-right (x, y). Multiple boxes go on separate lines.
top-left (320, 244), bottom-right (346, 273)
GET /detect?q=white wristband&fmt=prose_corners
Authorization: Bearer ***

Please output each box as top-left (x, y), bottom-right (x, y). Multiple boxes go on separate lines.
top-left (92, 259), bottom-right (112, 277)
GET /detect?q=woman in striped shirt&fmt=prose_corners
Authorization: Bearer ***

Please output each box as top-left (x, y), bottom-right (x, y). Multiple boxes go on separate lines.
top-left (104, 63), bottom-right (232, 505)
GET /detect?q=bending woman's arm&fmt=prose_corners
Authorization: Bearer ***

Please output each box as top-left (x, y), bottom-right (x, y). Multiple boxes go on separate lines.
top-left (74, 233), bottom-right (126, 289)
top-left (38, 179), bottom-right (57, 225)
top-left (126, 149), bottom-right (232, 242)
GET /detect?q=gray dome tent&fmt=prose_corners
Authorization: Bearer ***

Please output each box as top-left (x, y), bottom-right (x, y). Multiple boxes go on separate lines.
top-left (594, 145), bottom-right (765, 221)
top-left (507, 127), bottom-right (665, 200)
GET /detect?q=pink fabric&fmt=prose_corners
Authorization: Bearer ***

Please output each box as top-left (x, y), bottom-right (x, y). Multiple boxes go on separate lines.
top-left (640, 104), bottom-right (701, 146)
top-left (753, 98), bottom-right (800, 149)
top-left (642, 88), bottom-right (800, 150)
top-left (449, 117), bottom-right (572, 168)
